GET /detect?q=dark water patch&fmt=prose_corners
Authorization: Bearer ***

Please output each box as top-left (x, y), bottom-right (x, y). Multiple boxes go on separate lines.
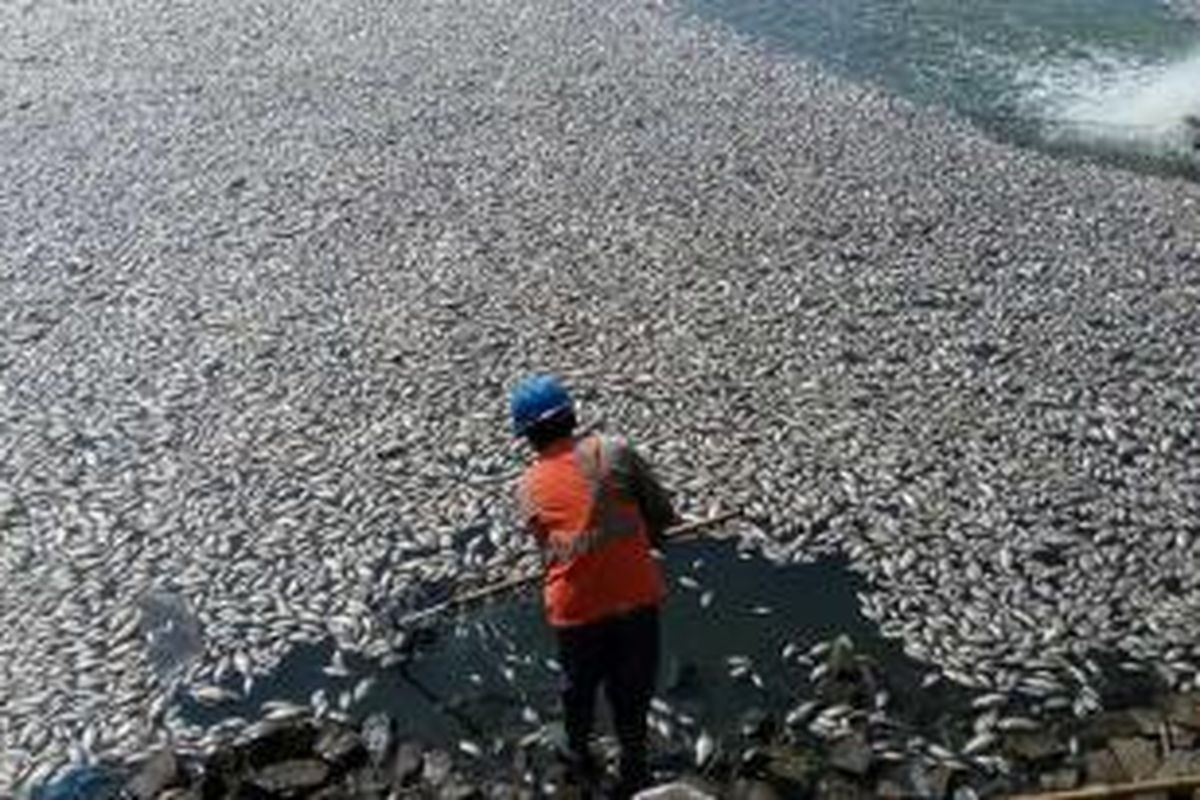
top-left (179, 538), bottom-right (969, 749)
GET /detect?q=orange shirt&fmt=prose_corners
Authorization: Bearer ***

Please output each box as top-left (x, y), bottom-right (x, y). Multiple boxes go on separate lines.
top-left (517, 435), bottom-right (666, 627)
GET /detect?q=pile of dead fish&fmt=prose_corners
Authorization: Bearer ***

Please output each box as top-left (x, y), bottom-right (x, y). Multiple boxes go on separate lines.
top-left (3, 0), bottom-right (1200, 789)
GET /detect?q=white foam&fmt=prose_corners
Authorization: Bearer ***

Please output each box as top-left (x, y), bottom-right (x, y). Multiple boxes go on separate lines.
top-left (1019, 46), bottom-right (1200, 157)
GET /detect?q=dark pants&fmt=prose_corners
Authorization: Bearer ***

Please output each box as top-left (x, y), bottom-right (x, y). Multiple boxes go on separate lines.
top-left (556, 605), bottom-right (660, 789)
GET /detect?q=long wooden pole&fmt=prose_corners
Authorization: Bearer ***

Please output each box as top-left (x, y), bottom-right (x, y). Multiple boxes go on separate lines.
top-left (1010, 773), bottom-right (1200, 800)
top-left (395, 510), bottom-right (742, 627)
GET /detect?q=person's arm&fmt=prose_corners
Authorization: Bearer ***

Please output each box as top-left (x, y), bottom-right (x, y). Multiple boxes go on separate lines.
top-left (608, 438), bottom-right (680, 546)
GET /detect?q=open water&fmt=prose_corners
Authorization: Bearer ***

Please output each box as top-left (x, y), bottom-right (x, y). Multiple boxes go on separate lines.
top-left (688, 0), bottom-right (1200, 176)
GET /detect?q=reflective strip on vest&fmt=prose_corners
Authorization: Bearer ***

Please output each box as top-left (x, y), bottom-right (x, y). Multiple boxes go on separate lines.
top-left (540, 436), bottom-right (641, 564)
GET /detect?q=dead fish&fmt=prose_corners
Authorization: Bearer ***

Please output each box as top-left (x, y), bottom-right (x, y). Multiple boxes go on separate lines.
top-left (352, 676), bottom-right (375, 704)
top-left (963, 731), bottom-right (997, 756)
top-left (191, 685), bottom-right (239, 706)
top-left (785, 701), bottom-right (819, 727)
top-left (694, 730), bottom-right (716, 768)
top-left (323, 650), bottom-right (351, 678)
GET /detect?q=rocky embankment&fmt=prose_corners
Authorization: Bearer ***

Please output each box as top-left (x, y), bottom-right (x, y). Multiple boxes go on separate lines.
top-left (65, 694), bottom-right (1200, 800)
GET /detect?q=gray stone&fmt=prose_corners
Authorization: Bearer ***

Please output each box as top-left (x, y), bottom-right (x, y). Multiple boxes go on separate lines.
top-left (1084, 748), bottom-right (1128, 784)
top-left (1108, 736), bottom-right (1159, 780)
top-left (828, 732), bottom-right (872, 777)
top-left (362, 713), bottom-right (396, 767)
top-left (634, 781), bottom-right (719, 800)
top-left (924, 765), bottom-right (956, 800)
top-left (1168, 724), bottom-right (1197, 751)
top-left (1165, 695), bottom-right (1200, 730)
top-left (875, 779), bottom-right (911, 800)
top-left (251, 759), bottom-right (331, 793)
top-left (126, 749), bottom-right (181, 800)
top-left (731, 779), bottom-right (783, 800)
top-left (439, 780), bottom-right (484, 800)
top-left (1128, 708), bottom-right (1166, 736)
top-left (423, 749), bottom-right (455, 788)
top-left (243, 724), bottom-right (319, 768)
top-left (815, 774), bottom-right (870, 800)
top-left (1038, 767), bottom-right (1079, 792)
top-left (1081, 711), bottom-right (1145, 744)
top-left (315, 723), bottom-right (367, 768)
top-left (392, 740), bottom-right (425, 786)
top-left (1005, 731), bottom-right (1066, 762)
top-left (763, 745), bottom-right (818, 792)
top-left (157, 790), bottom-right (201, 800)
top-left (1155, 749), bottom-right (1200, 778)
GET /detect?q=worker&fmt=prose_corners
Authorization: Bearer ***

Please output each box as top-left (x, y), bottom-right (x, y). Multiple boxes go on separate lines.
top-left (510, 374), bottom-right (679, 798)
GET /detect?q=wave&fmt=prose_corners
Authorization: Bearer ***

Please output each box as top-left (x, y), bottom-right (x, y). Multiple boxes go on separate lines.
top-left (1018, 46), bottom-right (1200, 159)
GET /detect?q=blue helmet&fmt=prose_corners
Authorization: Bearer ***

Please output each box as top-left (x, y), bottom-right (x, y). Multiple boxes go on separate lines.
top-left (510, 374), bottom-right (574, 436)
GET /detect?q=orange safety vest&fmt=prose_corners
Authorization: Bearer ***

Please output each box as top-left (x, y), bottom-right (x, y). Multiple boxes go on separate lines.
top-left (517, 435), bottom-right (666, 628)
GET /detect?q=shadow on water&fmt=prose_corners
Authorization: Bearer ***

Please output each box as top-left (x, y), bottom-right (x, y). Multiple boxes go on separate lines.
top-left (181, 538), bottom-right (969, 747)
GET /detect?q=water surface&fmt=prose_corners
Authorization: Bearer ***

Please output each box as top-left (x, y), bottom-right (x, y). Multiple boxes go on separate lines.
top-left (687, 0), bottom-right (1200, 176)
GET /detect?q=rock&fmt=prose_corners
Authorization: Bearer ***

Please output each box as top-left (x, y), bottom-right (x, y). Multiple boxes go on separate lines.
top-left (875, 779), bottom-right (911, 799)
top-left (199, 747), bottom-right (245, 798)
top-left (243, 723), bottom-right (319, 768)
top-left (251, 759), bottom-right (331, 793)
top-left (762, 745), bottom-right (818, 793)
top-left (828, 732), bottom-right (872, 777)
top-left (1155, 749), bottom-right (1200, 778)
top-left (1168, 724), bottom-right (1197, 750)
top-left (157, 789), bottom-right (201, 800)
top-left (1038, 767), bottom-right (1079, 792)
top-left (923, 765), bottom-right (956, 800)
top-left (336, 767), bottom-right (391, 799)
top-left (392, 740), bottom-right (425, 787)
top-left (126, 749), bottom-right (181, 800)
top-left (815, 773), bottom-right (871, 800)
top-left (874, 763), bottom-right (924, 799)
top-left (439, 780), bottom-right (484, 800)
top-left (1128, 708), bottom-right (1165, 736)
top-left (731, 778), bottom-right (783, 800)
top-left (314, 723), bottom-right (368, 771)
top-left (1005, 730), bottom-right (1066, 762)
top-left (1084, 748), bottom-right (1128, 784)
top-left (1081, 711), bottom-right (1145, 744)
top-left (362, 713), bottom-right (396, 767)
top-left (1108, 736), bottom-right (1160, 780)
top-left (1165, 695), bottom-right (1200, 730)
top-left (634, 781), bottom-right (719, 800)
top-left (423, 748), bottom-right (455, 788)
